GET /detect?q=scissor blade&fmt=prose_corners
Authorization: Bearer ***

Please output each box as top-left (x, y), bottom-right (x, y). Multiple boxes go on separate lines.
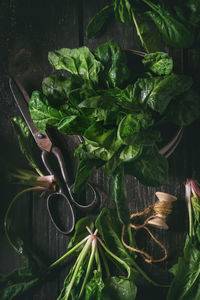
top-left (9, 77), bottom-right (52, 152)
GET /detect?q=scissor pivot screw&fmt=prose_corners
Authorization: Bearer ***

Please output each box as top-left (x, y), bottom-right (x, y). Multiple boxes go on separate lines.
top-left (37, 132), bottom-right (45, 139)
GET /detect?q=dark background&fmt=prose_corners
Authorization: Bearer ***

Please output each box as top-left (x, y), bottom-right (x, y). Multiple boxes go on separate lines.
top-left (0, 0), bottom-right (200, 299)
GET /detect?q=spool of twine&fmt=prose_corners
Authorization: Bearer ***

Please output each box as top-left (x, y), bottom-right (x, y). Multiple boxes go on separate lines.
top-left (121, 192), bottom-right (177, 263)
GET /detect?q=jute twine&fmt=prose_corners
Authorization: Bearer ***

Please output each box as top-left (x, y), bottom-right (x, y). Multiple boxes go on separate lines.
top-left (121, 196), bottom-right (174, 263)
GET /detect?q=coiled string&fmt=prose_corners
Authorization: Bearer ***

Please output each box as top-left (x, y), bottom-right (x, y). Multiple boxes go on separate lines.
top-left (121, 194), bottom-right (175, 263)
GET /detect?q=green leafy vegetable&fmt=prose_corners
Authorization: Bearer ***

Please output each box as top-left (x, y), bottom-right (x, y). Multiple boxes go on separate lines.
top-left (86, 4), bottom-right (114, 39)
top-left (86, 0), bottom-right (198, 50)
top-left (125, 146), bottom-right (168, 186)
top-left (94, 40), bottom-right (130, 88)
top-left (142, 52), bottom-right (173, 75)
top-left (48, 46), bottom-right (103, 84)
top-left (11, 117), bottom-right (42, 174)
top-left (109, 165), bottom-right (130, 225)
top-left (143, 0), bottom-right (194, 48)
top-left (167, 179), bottom-right (200, 300)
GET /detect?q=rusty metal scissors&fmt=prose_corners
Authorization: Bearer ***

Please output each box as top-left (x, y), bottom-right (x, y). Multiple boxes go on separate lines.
top-left (9, 77), bottom-right (98, 235)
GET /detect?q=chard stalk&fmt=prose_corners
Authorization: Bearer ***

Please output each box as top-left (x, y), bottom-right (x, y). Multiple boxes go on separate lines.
top-left (185, 179), bottom-right (193, 238)
top-left (95, 246), bottom-right (102, 276)
top-left (64, 237), bottom-right (92, 300)
top-left (79, 235), bottom-right (97, 297)
top-left (98, 244), bottom-right (110, 278)
top-left (48, 235), bottom-right (90, 270)
top-left (4, 187), bottom-right (40, 253)
top-left (131, 8), bottom-right (149, 53)
top-left (97, 237), bottom-right (131, 279)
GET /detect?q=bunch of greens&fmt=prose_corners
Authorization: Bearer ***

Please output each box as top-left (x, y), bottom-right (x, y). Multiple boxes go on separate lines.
top-left (51, 208), bottom-right (163, 300)
top-left (167, 179), bottom-right (200, 300)
top-left (86, 0), bottom-right (200, 52)
top-left (28, 40), bottom-right (200, 228)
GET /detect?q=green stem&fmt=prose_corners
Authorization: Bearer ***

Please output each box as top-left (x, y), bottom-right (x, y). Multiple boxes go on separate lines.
top-left (142, 0), bottom-right (159, 13)
top-left (131, 8), bottom-right (149, 53)
top-left (97, 237), bottom-right (131, 279)
top-left (127, 225), bottom-right (135, 249)
top-left (4, 187), bottom-right (38, 253)
top-left (95, 246), bottom-right (102, 276)
top-left (49, 235), bottom-right (90, 270)
top-left (35, 168), bottom-right (44, 177)
top-left (98, 245), bottom-right (110, 278)
top-left (64, 237), bottom-right (92, 300)
top-left (79, 238), bottom-right (97, 298)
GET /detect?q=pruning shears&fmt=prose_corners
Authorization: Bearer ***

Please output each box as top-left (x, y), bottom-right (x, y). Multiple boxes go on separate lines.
top-left (9, 77), bottom-right (98, 235)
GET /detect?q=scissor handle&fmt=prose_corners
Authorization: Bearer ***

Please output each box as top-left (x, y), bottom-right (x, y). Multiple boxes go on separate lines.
top-left (42, 146), bottom-right (98, 211)
top-left (69, 183), bottom-right (98, 212)
top-left (42, 146), bottom-right (72, 191)
top-left (47, 192), bottom-right (75, 235)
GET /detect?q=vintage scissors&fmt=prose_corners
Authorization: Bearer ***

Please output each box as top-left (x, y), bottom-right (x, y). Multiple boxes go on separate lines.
top-left (9, 77), bottom-right (98, 235)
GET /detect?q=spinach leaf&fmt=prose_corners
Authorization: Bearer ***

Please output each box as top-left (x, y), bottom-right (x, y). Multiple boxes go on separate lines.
top-left (109, 165), bottom-right (130, 225)
top-left (143, 0), bottom-right (195, 48)
top-left (86, 4), bottom-right (114, 39)
top-left (57, 263), bottom-right (87, 300)
top-left (114, 0), bottom-right (132, 25)
top-left (146, 75), bottom-right (193, 114)
top-left (117, 113), bottom-right (160, 146)
top-left (29, 91), bottom-right (68, 132)
top-left (85, 270), bottom-right (104, 300)
top-left (73, 159), bottom-right (102, 194)
top-left (125, 145), bottom-right (168, 186)
top-left (67, 217), bottom-right (94, 252)
top-left (42, 75), bottom-right (69, 105)
top-left (94, 40), bottom-right (130, 88)
top-left (102, 276), bottom-right (137, 300)
top-left (166, 88), bottom-right (200, 126)
top-left (95, 208), bottom-right (132, 264)
top-left (11, 117), bottom-right (41, 172)
top-left (0, 268), bottom-right (39, 300)
top-left (139, 21), bottom-right (161, 53)
top-left (109, 166), bottom-right (130, 226)
top-left (48, 46), bottom-right (103, 84)
top-left (167, 239), bottom-right (200, 300)
top-left (84, 123), bottom-right (121, 152)
top-left (142, 52), bottom-right (173, 75)
top-left (119, 145), bottom-right (143, 162)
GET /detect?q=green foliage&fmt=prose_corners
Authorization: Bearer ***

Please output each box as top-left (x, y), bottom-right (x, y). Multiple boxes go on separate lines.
top-left (109, 165), bottom-right (130, 225)
top-left (94, 40), bottom-right (130, 88)
top-left (86, 4), bottom-right (114, 39)
top-left (0, 268), bottom-right (39, 300)
top-left (86, 0), bottom-right (198, 50)
top-left (125, 146), bottom-right (168, 186)
top-left (143, 0), bottom-right (194, 48)
top-left (11, 117), bottom-right (41, 172)
top-left (48, 46), bottom-right (103, 84)
top-left (142, 52), bottom-right (173, 75)
top-left (102, 276), bottom-right (137, 300)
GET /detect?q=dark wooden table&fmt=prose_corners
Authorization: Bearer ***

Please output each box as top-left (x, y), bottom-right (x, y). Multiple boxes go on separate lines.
top-left (0, 1), bottom-right (200, 299)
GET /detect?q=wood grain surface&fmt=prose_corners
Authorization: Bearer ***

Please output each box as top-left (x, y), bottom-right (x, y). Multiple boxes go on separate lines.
top-left (0, 1), bottom-right (200, 299)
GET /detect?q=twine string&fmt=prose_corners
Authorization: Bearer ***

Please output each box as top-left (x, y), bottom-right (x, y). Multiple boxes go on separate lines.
top-left (121, 199), bottom-right (173, 263)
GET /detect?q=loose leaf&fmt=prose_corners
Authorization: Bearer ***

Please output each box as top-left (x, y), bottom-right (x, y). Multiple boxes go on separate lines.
top-left (0, 268), bottom-right (39, 300)
top-left (11, 117), bottom-right (41, 172)
top-left (142, 52), bottom-right (173, 75)
top-left (86, 4), bottom-right (114, 38)
top-left (94, 40), bottom-right (130, 88)
top-left (48, 47), bottom-right (103, 84)
top-left (166, 88), bottom-right (200, 126)
top-left (102, 276), bottom-right (137, 300)
top-left (85, 270), bottom-right (104, 300)
top-left (144, 0), bottom-right (195, 48)
top-left (109, 165), bottom-right (130, 225)
top-left (125, 146), bottom-right (168, 186)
